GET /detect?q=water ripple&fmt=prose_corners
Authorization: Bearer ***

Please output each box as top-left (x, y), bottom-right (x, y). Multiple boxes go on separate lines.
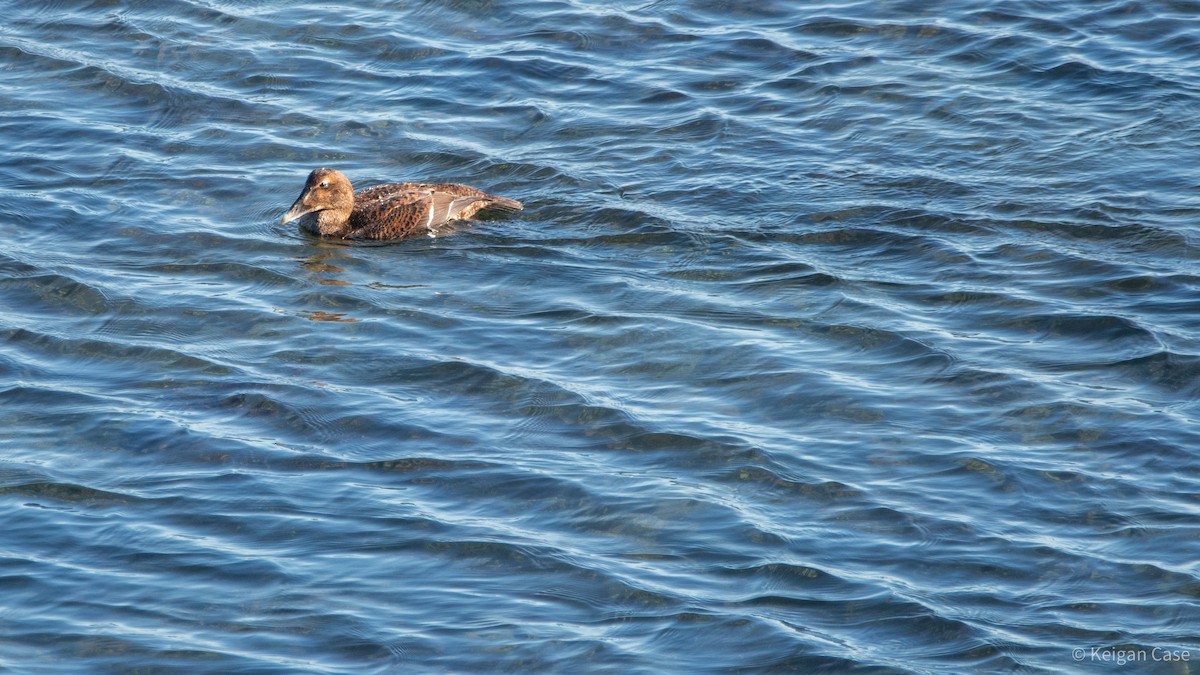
top-left (3, 0), bottom-right (1200, 671)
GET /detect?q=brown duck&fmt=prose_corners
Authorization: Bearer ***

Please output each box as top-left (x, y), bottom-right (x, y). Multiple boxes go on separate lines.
top-left (281, 167), bottom-right (523, 240)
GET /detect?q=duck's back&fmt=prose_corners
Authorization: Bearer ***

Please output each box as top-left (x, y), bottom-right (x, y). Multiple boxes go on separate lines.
top-left (347, 182), bottom-right (521, 240)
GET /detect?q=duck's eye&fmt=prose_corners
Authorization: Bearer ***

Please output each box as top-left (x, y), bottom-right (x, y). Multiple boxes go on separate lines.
top-left (319, 181), bottom-right (329, 188)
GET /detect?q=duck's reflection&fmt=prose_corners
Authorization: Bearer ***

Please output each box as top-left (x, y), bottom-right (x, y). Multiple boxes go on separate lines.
top-left (297, 252), bottom-right (352, 286)
top-left (297, 310), bottom-right (359, 323)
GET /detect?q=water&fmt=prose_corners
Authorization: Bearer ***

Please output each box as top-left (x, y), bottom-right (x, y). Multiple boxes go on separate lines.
top-left (2, 0), bottom-right (1200, 672)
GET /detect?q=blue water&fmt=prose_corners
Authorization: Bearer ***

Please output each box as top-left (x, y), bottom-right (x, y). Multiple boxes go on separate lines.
top-left (3, 1), bottom-right (1200, 672)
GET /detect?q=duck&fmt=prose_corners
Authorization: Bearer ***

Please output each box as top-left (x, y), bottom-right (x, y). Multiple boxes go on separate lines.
top-left (281, 168), bottom-right (523, 240)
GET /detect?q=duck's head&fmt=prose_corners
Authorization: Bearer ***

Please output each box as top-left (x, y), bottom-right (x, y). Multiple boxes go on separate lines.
top-left (282, 168), bottom-right (355, 233)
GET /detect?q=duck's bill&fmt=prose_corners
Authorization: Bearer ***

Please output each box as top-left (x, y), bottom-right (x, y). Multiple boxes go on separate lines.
top-left (281, 197), bottom-right (314, 224)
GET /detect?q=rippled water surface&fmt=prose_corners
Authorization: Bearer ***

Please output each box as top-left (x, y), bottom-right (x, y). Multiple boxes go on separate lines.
top-left (4, 1), bottom-right (1200, 672)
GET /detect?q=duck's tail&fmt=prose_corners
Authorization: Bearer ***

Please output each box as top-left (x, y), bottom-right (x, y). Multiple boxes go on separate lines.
top-left (484, 195), bottom-right (524, 213)
top-left (442, 194), bottom-right (523, 222)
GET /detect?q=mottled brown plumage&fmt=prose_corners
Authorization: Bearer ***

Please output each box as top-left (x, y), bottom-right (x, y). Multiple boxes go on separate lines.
top-left (281, 168), bottom-right (523, 240)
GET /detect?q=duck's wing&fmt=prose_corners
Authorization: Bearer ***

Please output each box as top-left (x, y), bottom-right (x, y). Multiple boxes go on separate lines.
top-left (346, 188), bottom-right (490, 240)
top-left (419, 183), bottom-right (524, 218)
top-left (427, 191), bottom-right (497, 225)
top-left (347, 188), bottom-right (432, 239)
top-left (348, 183), bottom-right (523, 240)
